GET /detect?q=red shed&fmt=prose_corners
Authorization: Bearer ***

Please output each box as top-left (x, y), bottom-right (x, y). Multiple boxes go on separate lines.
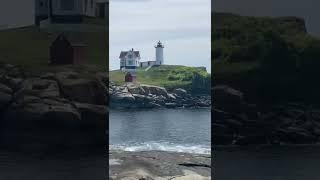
top-left (50, 34), bottom-right (73, 65)
top-left (49, 34), bottom-right (87, 65)
top-left (125, 72), bottom-right (136, 82)
top-left (72, 43), bottom-right (87, 64)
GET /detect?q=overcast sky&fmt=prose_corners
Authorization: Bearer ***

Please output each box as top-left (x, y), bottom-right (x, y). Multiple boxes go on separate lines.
top-left (109, 0), bottom-right (211, 71)
top-left (0, 0), bottom-right (34, 30)
top-left (213, 0), bottom-right (320, 36)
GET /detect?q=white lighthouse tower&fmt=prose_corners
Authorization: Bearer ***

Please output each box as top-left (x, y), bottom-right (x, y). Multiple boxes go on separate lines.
top-left (155, 41), bottom-right (164, 65)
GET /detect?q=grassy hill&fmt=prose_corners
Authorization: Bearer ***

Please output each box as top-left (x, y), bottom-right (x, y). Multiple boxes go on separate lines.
top-left (0, 19), bottom-right (107, 76)
top-left (110, 65), bottom-right (210, 93)
top-left (213, 12), bottom-right (320, 104)
top-left (212, 12), bottom-right (314, 69)
top-left (213, 12), bottom-right (308, 62)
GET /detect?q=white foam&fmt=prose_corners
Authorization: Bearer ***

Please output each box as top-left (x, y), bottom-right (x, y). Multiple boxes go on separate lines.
top-left (109, 159), bottom-right (123, 165)
top-left (109, 142), bottom-right (211, 155)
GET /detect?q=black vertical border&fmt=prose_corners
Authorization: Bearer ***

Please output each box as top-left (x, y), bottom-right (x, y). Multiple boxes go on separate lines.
top-left (210, 0), bottom-right (214, 178)
top-left (106, 0), bottom-right (110, 178)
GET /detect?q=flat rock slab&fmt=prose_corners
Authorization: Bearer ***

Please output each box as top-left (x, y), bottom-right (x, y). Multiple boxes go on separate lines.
top-left (109, 151), bottom-right (211, 180)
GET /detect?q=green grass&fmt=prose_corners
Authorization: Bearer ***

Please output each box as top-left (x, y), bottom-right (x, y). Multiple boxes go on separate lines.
top-left (212, 12), bottom-right (320, 103)
top-left (0, 24), bottom-right (107, 76)
top-left (110, 65), bottom-right (210, 91)
top-left (212, 12), bottom-right (309, 63)
top-left (212, 12), bottom-right (317, 77)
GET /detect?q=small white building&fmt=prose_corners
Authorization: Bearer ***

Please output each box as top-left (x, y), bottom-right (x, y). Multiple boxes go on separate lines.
top-left (0, 0), bottom-right (35, 30)
top-left (140, 41), bottom-right (165, 68)
top-left (119, 48), bottom-right (141, 72)
top-left (140, 61), bottom-right (156, 68)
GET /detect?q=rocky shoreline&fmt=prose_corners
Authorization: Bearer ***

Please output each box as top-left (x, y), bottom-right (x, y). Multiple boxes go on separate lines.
top-left (0, 63), bottom-right (107, 148)
top-left (109, 150), bottom-right (211, 180)
top-left (213, 85), bottom-right (320, 145)
top-left (109, 82), bottom-right (211, 109)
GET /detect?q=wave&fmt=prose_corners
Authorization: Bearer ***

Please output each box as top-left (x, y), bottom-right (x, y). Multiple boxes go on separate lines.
top-left (109, 141), bottom-right (211, 155)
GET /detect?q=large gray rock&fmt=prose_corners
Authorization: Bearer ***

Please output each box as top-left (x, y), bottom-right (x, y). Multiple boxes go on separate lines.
top-left (109, 82), bottom-right (211, 109)
top-left (0, 64), bottom-right (108, 148)
top-left (109, 92), bottom-right (138, 108)
top-left (40, 72), bottom-right (56, 80)
top-left (140, 84), bottom-right (168, 97)
top-left (74, 102), bottom-right (107, 123)
top-left (110, 92), bottom-right (135, 103)
top-left (167, 93), bottom-right (176, 100)
top-left (126, 83), bottom-right (146, 95)
top-left (2, 97), bottom-right (82, 147)
top-left (276, 127), bottom-right (317, 144)
top-left (174, 88), bottom-right (188, 97)
top-left (0, 63), bottom-right (25, 79)
top-left (0, 83), bottom-right (12, 109)
top-left (55, 72), bottom-right (105, 105)
top-left (95, 72), bottom-right (108, 92)
top-left (6, 97), bottom-right (81, 122)
top-left (213, 85), bottom-right (246, 113)
top-left (0, 83), bottom-right (12, 94)
top-left (132, 94), bottom-right (152, 104)
top-left (0, 92), bottom-right (11, 109)
top-left (74, 102), bottom-right (107, 146)
top-left (15, 78), bottom-right (60, 99)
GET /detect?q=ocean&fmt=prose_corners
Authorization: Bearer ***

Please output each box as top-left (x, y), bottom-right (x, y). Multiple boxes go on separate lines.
top-left (109, 108), bottom-right (211, 154)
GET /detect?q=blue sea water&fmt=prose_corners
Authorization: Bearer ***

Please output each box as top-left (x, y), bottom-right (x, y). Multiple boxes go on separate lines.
top-left (109, 108), bottom-right (211, 154)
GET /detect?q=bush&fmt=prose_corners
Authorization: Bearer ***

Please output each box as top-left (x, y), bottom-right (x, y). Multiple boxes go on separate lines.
top-left (167, 74), bottom-right (180, 81)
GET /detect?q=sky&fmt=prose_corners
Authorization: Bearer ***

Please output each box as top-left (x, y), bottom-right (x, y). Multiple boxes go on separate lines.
top-left (0, 0), bottom-right (34, 30)
top-left (213, 0), bottom-right (320, 37)
top-left (109, 0), bottom-right (211, 71)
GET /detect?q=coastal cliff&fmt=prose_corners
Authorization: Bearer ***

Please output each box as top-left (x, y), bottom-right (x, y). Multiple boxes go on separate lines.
top-left (213, 85), bottom-right (320, 145)
top-left (0, 62), bottom-right (107, 149)
top-left (109, 82), bottom-right (211, 109)
top-left (213, 12), bottom-right (320, 103)
top-left (109, 65), bottom-right (211, 109)
top-left (213, 13), bottom-right (320, 145)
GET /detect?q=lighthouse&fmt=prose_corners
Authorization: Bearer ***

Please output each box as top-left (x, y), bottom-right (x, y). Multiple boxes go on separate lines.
top-left (155, 41), bottom-right (164, 65)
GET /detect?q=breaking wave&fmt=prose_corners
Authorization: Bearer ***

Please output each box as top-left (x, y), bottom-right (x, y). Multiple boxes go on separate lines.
top-left (109, 141), bottom-right (211, 155)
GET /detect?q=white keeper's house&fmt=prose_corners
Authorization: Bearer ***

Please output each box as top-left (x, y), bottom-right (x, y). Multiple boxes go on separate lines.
top-left (119, 48), bottom-right (141, 72)
top-left (119, 41), bottom-right (165, 72)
